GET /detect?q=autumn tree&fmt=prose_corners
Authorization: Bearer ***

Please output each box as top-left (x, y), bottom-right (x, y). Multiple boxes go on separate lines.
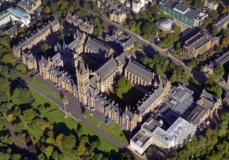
top-left (77, 142), bottom-right (86, 156)
top-left (160, 31), bottom-right (166, 38)
top-left (101, 21), bottom-right (109, 30)
top-left (56, 133), bottom-right (64, 146)
top-left (45, 145), bottom-right (54, 158)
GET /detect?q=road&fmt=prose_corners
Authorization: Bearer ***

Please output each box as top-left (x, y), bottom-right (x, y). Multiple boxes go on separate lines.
top-left (4, 120), bottom-right (34, 159)
top-left (18, 76), bottom-right (143, 160)
top-left (91, 13), bottom-right (209, 84)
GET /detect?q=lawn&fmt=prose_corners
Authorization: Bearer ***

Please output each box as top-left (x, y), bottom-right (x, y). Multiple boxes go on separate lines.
top-left (108, 87), bottom-right (145, 109)
top-left (84, 111), bottom-right (127, 143)
top-left (30, 89), bottom-right (119, 152)
top-left (31, 78), bottom-right (62, 101)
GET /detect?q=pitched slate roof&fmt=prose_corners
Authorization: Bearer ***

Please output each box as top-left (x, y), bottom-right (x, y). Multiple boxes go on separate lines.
top-left (138, 87), bottom-right (163, 114)
top-left (126, 60), bottom-right (153, 83)
top-left (85, 37), bottom-right (111, 57)
top-left (185, 104), bottom-right (208, 125)
top-left (95, 58), bottom-right (118, 82)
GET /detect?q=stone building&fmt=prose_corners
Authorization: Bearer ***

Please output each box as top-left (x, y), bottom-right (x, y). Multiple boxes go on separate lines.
top-left (204, 0), bottom-right (218, 10)
top-left (21, 50), bottom-right (37, 70)
top-left (84, 37), bottom-right (114, 61)
top-left (17, 0), bottom-right (41, 14)
top-left (13, 19), bottom-right (60, 58)
top-left (125, 60), bottom-right (154, 88)
top-left (213, 12), bottom-right (229, 32)
top-left (66, 13), bottom-right (94, 34)
top-left (97, 0), bottom-right (127, 23)
top-left (105, 28), bottom-right (136, 51)
top-left (183, 30), bottom-right (219, 59)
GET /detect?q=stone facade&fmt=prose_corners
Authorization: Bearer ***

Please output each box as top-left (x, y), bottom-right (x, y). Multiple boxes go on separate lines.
top-left (183, 30), bottom-right (219, 58)
top-left (13, 19), bottom-right (60, 58)
top-left (17, 0), bottom-right (41, 14)
top-left (21, 50), bottom-right (37, 70)
top-left (66, 13), bottom-right (94, 34)
top-left (97, 0), bottom-right (127, 23)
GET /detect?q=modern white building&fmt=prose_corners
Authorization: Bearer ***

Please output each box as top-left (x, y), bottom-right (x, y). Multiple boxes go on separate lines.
top-left (130, 130), bottom-right (152, 155)
top-left (7, 7), bottom-right (31, 26)
top-left (132, 0), bottom-right (152, 13)
top-left (0, 11), bottom-right (11, 27)
top-left (130, 115), bottom-right (196, 154)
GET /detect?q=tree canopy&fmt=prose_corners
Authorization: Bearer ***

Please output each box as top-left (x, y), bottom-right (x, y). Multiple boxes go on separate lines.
top-left (115, 76), bottom-right (132, 99)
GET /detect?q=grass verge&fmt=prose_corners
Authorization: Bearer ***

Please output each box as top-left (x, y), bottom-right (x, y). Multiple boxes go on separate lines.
top-left (31, 78), bottom-right (62, 101)
top-left (30, 89), bottom-right (119, 152)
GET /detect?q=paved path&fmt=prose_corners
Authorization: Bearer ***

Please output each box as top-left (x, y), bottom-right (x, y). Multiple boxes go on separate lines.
top-left (4, 120), bottom-right (34, 159)
top-left (17, 76), bottom-right (131, 148)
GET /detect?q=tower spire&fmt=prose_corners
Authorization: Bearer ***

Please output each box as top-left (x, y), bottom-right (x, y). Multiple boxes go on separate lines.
top-left (78, 57), bottom-right (87, 75)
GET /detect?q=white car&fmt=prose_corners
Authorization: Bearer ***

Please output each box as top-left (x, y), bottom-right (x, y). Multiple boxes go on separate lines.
top-left (90, 108), bottom-right (96, 111)
top-left (64, 101), bottom-right (69, 105)
top-left (89, 112), bottom-right (93, 116)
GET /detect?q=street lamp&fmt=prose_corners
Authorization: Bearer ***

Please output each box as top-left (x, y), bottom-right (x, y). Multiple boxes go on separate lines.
top-left (63, 100), bottom-right (68, 118)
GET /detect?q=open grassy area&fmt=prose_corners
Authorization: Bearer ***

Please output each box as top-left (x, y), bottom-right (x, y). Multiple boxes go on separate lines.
top-left (108, 87), bottom-right (145, 108)
top-left (31, 78), bottom-right (62, 101)
top-left (30, 89), bottom-right (119, 152)
top-left (84, 111), bottom-right (127, 143)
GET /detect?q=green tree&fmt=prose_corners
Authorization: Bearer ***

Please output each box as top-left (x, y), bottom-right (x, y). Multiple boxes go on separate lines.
top-left (80, 135), bottom-right (88, 143)
top-left (222, 37), bottom-right (229, 48)
top-left (115, 76), bottom-right (132, 99)
top-left (92, 5), bottom-right (98, 12)
top-left (205, 78), bottom-right (222, 97)
top-left (40, 44), bottom-right (50, 53)
top-left (214, 64), bottom-right (225, 78)
top-left (15, 63), bottom-right (27, 74)
top-left (101, 21), bottom-right (109, 30)
top-left (142, 23), bottom-right (158, 36)
top-left (202, 18), bottom-right (213, 28)
top-left (160, 31), bottom-right (166, 39)
top-left (2, 54), bottom-right (16, 64)
top-left (171, 73), bottom-right (177, 83)
top-left (21, 108), bottom-right (36, 124)
top-left (149, 5), bottom-right (159, 15)
top-left (56, 133), bottom-right (64, 146)
top-left (212, 26), bottom-right (219, 36)
top-left (215, 46), bottom-right (223, 54)
top-left (181, 71), bottom-right (190, 81)
top-left (193, 0), bottom-right (204, 8)
top-left (77, 142), bottom-right (86, 156)
top-left (44, 6), bottom-right (51, 14)
top-left (83, 2), bottom-right (91, 10)
top-left (11, 87), bottom-right (34, 105)
top-left (62, 135), bottom-right (76, 151)
top-left (45, 145), bottom-right (54, 158)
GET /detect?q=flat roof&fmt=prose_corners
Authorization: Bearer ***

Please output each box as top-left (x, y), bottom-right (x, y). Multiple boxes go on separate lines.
top-left (0, 11), bottom-right (10, 21)
top-left (7, 6), bottom-right (30, 21)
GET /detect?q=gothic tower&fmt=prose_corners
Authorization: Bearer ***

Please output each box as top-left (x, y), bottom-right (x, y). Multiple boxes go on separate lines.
top-left (76, 57), bottom-right (89, 106)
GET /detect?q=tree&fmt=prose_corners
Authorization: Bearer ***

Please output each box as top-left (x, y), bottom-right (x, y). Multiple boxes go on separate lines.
top-left (171, 73), bottom-right (177, 83)
top-left (134, 14), bottom-right (140, 20)
top-left (11, 87), bottom-right (34, 105)
top-left (80, 135), bottom-right (88, 143)
top-left (160, 31), bottom-right (166, 39)
top-left (212, 26), bottom-right (219, 36)
top-left (214, 64), bottom-right (225, 78)
top-left (142, 23), bottom-right (158, 36)
top-left (22, 108), bottom-right (36, 124)
top-left (215, 46), bottom-right (223, 54)
top-left (149, 4), bottom-right (159, 15)
top-left (92, 5), bottom-right (98, 12)
top-left (193, 0), bottom-right (204, 8)
top-left (44, 6), bottom-right (51, 14)
top-left (6, 114), bottom-right (14, 123)
top-left (77, 142), bottom-right (86, 156)
top-left (15, 63), bottom-right (27, 74)
top-left (202, 18), bottom-right (213, 28)
top-left (181, 71), bottom-right (190, 81)
top-left (62, 135), bottom-right (76, 151)
top-left (56, 133), bottom-right (64, 146)
top-left (101, 21), bottom-right (109, 30)
top-left (205, 78), bottom-right (222, 97)
top-left (115, 76), bottom-right (132, 99)
top-left (76, 10), bottom-right (87, 18)
top-left (2, 54), bottom-right (16, 64)
top-left (40, 44), bottom-right (50, 53)
top-left (173, 25), bottom-right (180, 34)
top-left (222, 37), bottom-right (229, 48)
top-left (45, 145), bottom-right (54, 158)
top-left (83, 2), bottom-right (91, 10)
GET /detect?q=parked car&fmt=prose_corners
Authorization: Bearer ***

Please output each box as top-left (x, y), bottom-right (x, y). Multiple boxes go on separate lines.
top-left (89, 112), bottom-right (93, 116)
top-left (90, 108), bottom-right (96, 111)
top-left (64, 101), bottom-right (69, 105)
